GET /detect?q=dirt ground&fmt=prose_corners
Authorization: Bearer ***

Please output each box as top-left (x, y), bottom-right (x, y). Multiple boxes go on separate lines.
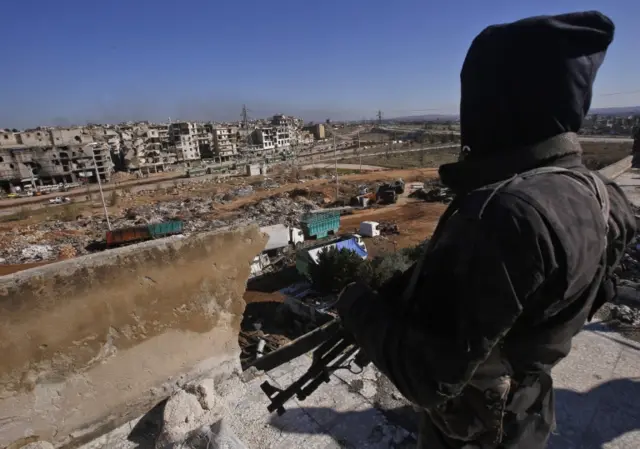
top-left (343, 140), bottom-right (633, 171)
top-left (340, 199), bottom-right (447, 257)
top-left (0, 167), bottom-right (441, 275)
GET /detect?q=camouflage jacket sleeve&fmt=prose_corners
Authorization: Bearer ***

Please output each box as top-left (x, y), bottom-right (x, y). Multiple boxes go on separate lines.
top-left (339, 192), bottom-right (554, 409)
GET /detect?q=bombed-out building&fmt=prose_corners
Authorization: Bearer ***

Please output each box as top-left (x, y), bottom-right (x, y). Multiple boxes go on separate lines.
top-left (0, 128), bottom-right (113, 193)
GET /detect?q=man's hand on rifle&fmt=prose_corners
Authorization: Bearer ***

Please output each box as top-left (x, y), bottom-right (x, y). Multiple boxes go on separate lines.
top-left (335, 281), bottom-right (376, 331)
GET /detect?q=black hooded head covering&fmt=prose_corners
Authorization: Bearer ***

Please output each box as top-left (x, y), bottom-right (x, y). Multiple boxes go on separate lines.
top-left (459, 10), bottom-right (614, 159)
top-left (439, 11), bottom-right (615, 192)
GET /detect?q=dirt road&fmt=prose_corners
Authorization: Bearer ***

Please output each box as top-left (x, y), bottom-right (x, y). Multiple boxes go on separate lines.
top-left (340, 199), bottom-right (447, 257)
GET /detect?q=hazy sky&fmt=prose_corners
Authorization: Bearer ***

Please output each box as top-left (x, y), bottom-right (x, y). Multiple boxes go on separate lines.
top-left (1, 0), bottom-right (639, 129)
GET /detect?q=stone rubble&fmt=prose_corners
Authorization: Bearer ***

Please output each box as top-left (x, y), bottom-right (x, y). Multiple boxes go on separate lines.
top-left (610, 304), bottom-right (640, 326)
top-left (0, 192), bottom-right (322, 265)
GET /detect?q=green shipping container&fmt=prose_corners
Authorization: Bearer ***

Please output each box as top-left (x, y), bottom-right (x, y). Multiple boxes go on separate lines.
top-left (148, 220), bottom-right (184, 238)
top-left (300, 211), bottom-right (340, 239)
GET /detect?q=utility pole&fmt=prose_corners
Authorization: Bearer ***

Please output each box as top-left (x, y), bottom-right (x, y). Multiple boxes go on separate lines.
top-left (334, 133), bottom-right (338, 200)
top-left (88, 144), bottom-right (111, 230)
top-left (357, 130), bottom-right (362, 172)
top-left (377, 110), bottom-right (383, 126)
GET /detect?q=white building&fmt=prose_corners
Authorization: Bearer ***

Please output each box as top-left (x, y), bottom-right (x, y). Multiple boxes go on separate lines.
top-left (253, 128), bottom-right (276, 151)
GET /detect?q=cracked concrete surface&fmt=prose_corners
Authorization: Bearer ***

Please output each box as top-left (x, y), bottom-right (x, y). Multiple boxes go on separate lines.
top-left (76, 320), bottom-right (640, 449)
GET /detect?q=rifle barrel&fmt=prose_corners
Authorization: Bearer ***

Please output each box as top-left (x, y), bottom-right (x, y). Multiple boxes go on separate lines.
top-left (246, 318), bottom-right (342, 372)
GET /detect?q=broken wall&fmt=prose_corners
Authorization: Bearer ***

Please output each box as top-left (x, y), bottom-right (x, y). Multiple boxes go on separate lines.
top-left (0, 226), bottom-right (266, 449)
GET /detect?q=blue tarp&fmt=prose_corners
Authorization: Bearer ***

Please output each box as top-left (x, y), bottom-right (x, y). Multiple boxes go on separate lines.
top-left (335, 238), bottom-right (368, 259)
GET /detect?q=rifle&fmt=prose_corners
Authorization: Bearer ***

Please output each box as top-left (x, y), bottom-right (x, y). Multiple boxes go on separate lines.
top-left (244, 318), bottom-right (370, 415)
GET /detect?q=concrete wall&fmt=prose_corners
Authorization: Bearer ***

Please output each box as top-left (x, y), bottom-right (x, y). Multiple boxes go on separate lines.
top-left (17, 130), bottom-right (51, 147)
top-left (598, 155), bottom-right (633, 179)
top-left (0, 132), bottom-right (19, 148)
top-left (0, 226), bottom-right (266, 449)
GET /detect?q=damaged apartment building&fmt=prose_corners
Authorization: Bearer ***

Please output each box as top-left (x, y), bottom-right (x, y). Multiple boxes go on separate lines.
top-left (0, 128), bottom-right (113, 193)
top-left (169, 122), bottom-right (240, 163)
top-left (251, 114), bottom-right (313, 152)
top-left (100, 124), bottom-right (177, 174)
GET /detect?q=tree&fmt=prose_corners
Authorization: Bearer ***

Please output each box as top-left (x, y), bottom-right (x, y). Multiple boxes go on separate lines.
top-left (367, 251), bottom-right (412, 289)
top-left (309, 241), bottom-right (429, 295)
top-left (309, 247), bottom-right (370, 294)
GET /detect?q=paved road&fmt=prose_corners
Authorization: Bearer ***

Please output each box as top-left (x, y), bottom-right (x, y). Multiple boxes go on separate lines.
top-left (301, 163), bottom-right (385, 171)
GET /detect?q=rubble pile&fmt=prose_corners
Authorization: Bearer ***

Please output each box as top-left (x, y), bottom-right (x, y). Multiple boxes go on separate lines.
top-left (604, 232), bottom-right (640, 338)
top-left (610, 304), bottom-right (640, 326)
top-left (0, 188), bottom-right (327, 264)
top-left (379, 221), bottom-right (400, 235)
top-left (240, 193), bottom-right (320, 227)
top-left (0, 223), bottom-right (100, 264)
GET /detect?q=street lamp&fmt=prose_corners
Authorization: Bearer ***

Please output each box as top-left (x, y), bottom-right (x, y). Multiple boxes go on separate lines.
top-left (87, 143), bottom-right (111, 230)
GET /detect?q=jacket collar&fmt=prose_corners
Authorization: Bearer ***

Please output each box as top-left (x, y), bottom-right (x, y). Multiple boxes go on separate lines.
top-left (439, 132), bottom-right (585, 193)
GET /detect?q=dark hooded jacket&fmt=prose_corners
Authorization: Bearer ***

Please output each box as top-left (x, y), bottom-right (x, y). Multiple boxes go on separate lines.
top-left (338, 11), bottom-right (636, 449)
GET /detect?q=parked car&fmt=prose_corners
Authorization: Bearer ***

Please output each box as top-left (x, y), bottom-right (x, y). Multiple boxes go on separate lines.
top-left (48, 196), bottom-right (71, 204)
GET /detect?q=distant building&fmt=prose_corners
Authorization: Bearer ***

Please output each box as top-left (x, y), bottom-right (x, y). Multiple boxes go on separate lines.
top-left (271, 114), bottom-right (295, 128)
top-left (0, 144), bottom-right (113, 193)
top-left (252, 128), bottom-right (276, 151)
top-left (304, 124), bottom-right (325, 140)
top-left (169, 122), bottom-right (201, 161)
top-left (205, 125), bottom-right (239, 159)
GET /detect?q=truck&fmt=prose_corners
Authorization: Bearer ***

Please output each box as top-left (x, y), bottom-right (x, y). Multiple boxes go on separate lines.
top-left (106, 220), bottom-right (184, 247)
top-left (359, 221), bottom-right (380, 237)
top-left (296, 234), bottom-right (368, 277)
top-left (376, 185), bottom-right (397, 204)
top-left (260, 224), bottom-right (305, 254)
top-left (249, 253), bottom-right (272, 279)
top-left (300, 210), bottom-right (341, 239)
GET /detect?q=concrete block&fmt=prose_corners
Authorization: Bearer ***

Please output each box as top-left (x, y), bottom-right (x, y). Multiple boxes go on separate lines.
top-left (0, 226), bottom-right (267, 448)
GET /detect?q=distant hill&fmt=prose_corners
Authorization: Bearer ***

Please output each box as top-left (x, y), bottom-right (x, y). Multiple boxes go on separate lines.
top-left (589, 106), bottom-right (640, 116)
top-left (389, 106), bottom-right (640, 122)
top-left (389, 113), bottom-right (459, 122)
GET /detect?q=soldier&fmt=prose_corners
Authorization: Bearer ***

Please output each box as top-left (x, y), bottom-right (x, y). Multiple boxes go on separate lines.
top-left (337, 11), bottom-right (637, 449)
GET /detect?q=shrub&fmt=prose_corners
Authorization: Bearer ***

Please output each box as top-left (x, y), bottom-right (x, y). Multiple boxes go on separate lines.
top-left (309, 247), bottom-right (370, 294)
top-left (309, 241), bottom-right (430, 295)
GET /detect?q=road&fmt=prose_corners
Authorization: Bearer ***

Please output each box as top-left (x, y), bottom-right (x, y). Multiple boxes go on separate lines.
top-left (309, 143), bottom-right (459, 164)
top-left (301, 163), bottom-right (385, 171)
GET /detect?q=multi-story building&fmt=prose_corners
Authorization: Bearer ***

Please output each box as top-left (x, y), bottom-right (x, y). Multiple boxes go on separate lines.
top-left (168, 122), bottom-right (201, 161)
top-left (0, 127), bottom-right (115, 192)
top-left (252, 128), bottom-right (276, 151)
top-left (0, 143), bottom-right (113, 193)
top-left (275, 127), bottom-right (291, 149)
top-left (195, 124), bottom-right (214, 159)
top-left (271, 114), bottom-right (295, 128)
top-left (206, 125), bottom-right (238, 159)
top-left (304, 123), bottom-right (326, 140)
